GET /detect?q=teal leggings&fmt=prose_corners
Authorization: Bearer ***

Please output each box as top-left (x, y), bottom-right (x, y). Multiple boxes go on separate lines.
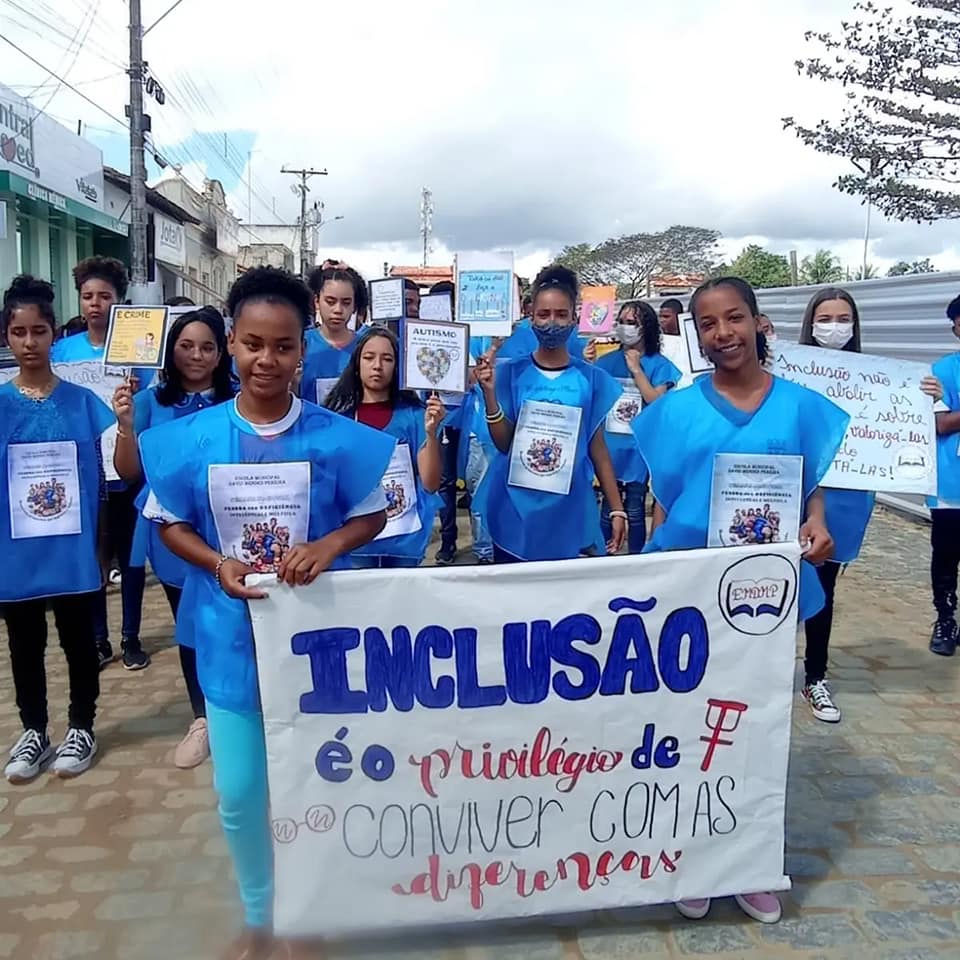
top-left (205, 702), bottom-right (273, 928)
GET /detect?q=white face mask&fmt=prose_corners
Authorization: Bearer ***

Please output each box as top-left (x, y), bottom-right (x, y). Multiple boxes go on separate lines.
top-left (812, 321), bottom-right (853, 350)
top-left (615, 323), bottom-right (642, 346)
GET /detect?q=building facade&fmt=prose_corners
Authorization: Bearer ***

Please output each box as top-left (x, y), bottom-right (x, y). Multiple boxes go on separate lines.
top-left (152, 177), bottom-right (241, 307)
top-left (0, 82), bottom-right (127, 317)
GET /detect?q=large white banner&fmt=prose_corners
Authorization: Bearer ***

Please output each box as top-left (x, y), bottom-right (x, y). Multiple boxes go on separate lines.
top-left (773, 343), bottom-right (937, 495)
top-left (251, 545), bottom-right (800, 937)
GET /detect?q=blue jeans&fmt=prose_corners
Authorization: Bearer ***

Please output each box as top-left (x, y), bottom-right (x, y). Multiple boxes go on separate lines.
top-left (205, 702), bottom-right (272, 928)
top-left (464, 436), bottom-right (493, 561)
top-left (437, 426), bottom-right (461, 553)
top-left (350, 555), bottom-right (421, 569)
top-left (600, 481), bottom-right (648, 555)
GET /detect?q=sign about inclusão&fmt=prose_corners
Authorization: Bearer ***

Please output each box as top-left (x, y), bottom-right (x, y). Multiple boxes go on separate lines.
top-left (250, 544), bottom-right (800, 936)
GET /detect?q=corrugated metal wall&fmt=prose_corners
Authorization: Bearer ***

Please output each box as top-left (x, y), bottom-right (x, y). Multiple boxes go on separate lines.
top-left (651, 272), bottom-right (960, 366)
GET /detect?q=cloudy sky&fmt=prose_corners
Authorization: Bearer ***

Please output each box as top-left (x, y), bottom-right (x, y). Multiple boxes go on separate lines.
top-left (4, 0), bottom-right (959, 280)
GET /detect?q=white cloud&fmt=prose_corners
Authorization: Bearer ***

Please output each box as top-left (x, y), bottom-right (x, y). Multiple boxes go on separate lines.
top-left (5, 0), bottom-right (959, 285)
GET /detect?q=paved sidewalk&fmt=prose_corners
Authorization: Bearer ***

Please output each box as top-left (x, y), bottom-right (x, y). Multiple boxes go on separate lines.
top-left (0, 508), bottom-right (958, 960)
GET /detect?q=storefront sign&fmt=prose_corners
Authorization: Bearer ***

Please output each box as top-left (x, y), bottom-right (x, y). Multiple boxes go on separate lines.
top-left (0, 83), bottom-right (105, 212)
top-left (154, 212), bottom-right (186, 267)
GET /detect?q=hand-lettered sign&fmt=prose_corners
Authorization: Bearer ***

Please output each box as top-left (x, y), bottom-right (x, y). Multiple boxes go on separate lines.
top-left (251, 544), bottom-right (800, 936)
top-left (773, 344), bottom-right (937, 496)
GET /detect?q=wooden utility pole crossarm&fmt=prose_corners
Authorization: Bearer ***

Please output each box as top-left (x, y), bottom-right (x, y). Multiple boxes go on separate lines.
top-left (281, 166), bottom-right (328, 279)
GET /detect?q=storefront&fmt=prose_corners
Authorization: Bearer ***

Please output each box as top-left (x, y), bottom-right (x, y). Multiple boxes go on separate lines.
top-left (0, 83), bottom-right (126, 321)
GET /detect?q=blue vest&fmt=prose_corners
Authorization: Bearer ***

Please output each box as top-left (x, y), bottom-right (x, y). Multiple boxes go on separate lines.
top-left (596, 349), bottom-right (681, 484)
top-left (348, 404), bottom-right (442, 562)
top-left (476, 356), bottom-right (621, 560)
top-left (929, 352), bottom-right (960, 506)
top-left (0, 381), bottom-right (115, 601)
top-left (301, 328), bottom-right (355, 403)
top-left (139, 399), bottom-right (396, 712)
top-left (633, 375), bottom-right (849, 619)
top-left (822, 488), bottom-right (875, 563)
top-left (130, 385), bottom-right (235, 588)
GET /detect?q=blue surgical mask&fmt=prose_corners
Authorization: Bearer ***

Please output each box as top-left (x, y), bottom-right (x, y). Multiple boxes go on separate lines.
top-left (532, 322), bottom-right (574, 350)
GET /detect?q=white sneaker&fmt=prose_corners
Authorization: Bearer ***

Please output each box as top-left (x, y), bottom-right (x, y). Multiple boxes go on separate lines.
top-left (5, 729), bottom-right (52, 783)
top-left (174, 717), bottom-right (210, 769)
top-left (802, 680), bottom-right (841, 723)
top-left (52, 728), bottom-right (97, 778)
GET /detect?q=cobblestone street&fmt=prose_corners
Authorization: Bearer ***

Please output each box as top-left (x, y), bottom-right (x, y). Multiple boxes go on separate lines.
top-left (1, 508), bottom-right (958, 960)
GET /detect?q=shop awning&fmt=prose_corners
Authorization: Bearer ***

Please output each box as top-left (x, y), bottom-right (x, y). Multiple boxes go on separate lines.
top-left (0, 171), bottom-right (128, 236)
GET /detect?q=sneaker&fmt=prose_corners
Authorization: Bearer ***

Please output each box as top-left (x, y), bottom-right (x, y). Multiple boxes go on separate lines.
top-left (96, 638), bottom-right (114, 671)
top-left (930, 620), bottom-right (958, 657)
top-left (121, 638), bottom-right (151, 671)
top-left (108, 568), bottom-right (122, 585)
top-left (435, 547), bottom-right (456, 566)
top-left (5, 729), bottom-right (52, 784)
top-left (802, 680), bottom-right (841, 723)
top-left (174, 717), bottom-right (210, 769)
top-left (675, 898), bottom-right (711, 920)
top-left (51, 728), bottom-right (97, 778)
top-left (219, 928), bottom-right (273, 960)
top-left (476, 555), bottom-right (494, 565)
top-left (735, 892), bottom-right (782, 924)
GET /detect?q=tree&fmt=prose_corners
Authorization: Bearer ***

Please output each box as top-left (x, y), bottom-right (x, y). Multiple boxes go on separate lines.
top-left (853, 262), bottom-right (879, 281)
top-left (800, 249), bottom-right (843, 285)
top-left (727, 245), bottom-right (792, 288)
top-left (783, 1), bottom-right (960, 222)
top-left (887, 258), bottom-right (936, 276)
top-left (555, 225), bottom-right (720, 299)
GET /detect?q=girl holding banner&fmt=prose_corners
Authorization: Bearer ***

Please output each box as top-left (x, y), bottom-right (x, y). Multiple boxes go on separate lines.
top-left (590, 300), bottom-right (681, 554)
top-left (796, 289), bottom-right (943, 718)
top-left (301, 264), bottom-right (363, 405)
top-left (1, 276), bottom-right (114, 782)
top-left (475, 264), bottom-right (627, 561)
top-left (325, 326), bottom-right (445, 568)
top-left (137, 267), bottom-right (394, 960)
top-left (111, 307), bottom-right (236, 768)
top-left (633, 275), bottom-right (850, 925)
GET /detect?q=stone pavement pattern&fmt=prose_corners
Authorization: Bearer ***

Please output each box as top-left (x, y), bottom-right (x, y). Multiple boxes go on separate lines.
top-left (0, 508), bottom-right (958, 960)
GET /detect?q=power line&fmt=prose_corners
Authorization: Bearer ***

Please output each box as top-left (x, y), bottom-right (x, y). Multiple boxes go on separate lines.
top-left (0, 31), bottom-right (128, 131)
top-left (33, 0), bottom-right (100, 114)
top-left (144, 0), bottom-right (187, 36)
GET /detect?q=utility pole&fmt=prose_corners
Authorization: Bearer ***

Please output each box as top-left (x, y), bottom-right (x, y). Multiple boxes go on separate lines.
top-left (127, 0), bottom-right (149, 291)
top-left (281, 166), bottom-right (328, 279)
top-left (420, 187), bottom-right (433, 268)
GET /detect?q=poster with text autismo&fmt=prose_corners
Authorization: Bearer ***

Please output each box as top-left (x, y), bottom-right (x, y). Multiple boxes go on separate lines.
top-left (773, 344), bottom-right (937, 496)
top-left (104, 305), bottom-right (169, 369)
top-left (401, 319), bottom-right (469, 394)
top-left (578, 286), bottom-right (617, 337)
top-left (456, 251), bottom-right (514, 336)
top-left (251, 544), bottom-right (800, 936)
top-left (0, 361), bottom-right (125, 482)
top-left (708, 454), bottom-right (802, 549)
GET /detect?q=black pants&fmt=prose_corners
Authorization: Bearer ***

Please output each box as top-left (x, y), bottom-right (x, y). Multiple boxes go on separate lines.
top-left (93, 485), bottom-right (146, 643)
top-left (438, 427), bottom-right (461, 553)
top-left (2, 593), bottom-right (100, 733)
top-left (803, 562), bottom-right (841, 685)
top-left (931, 508), bottom-right (960, 623)
top-left (161, 584), bottom-right (206, 719)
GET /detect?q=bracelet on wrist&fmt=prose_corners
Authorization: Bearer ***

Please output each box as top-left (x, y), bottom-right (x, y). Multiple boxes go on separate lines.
top-left (608, 510), bottom-right (629, 522)
top-left (213, 554), bottom-right (229, 588)
top-left (485, 405), bottom-right (505, 424)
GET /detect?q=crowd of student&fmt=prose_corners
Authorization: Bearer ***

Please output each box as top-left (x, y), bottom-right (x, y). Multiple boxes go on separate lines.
top-left (1, 253), bottom-right (958, 960)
